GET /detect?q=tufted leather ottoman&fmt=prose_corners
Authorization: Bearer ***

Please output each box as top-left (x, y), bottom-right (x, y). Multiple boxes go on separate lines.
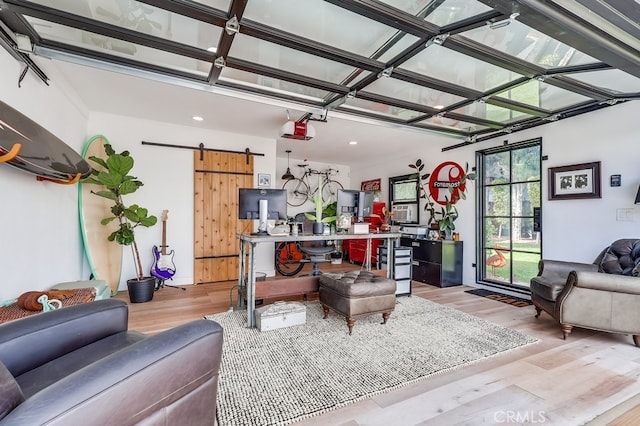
top-left (319, 270), bottom-right (396, 335)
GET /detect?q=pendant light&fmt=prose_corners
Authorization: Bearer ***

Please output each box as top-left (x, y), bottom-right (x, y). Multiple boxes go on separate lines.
top-left (281, 150), bottom-right (295, 180)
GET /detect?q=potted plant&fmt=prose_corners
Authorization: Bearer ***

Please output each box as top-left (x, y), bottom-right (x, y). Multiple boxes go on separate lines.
top-left (304, 175), bottom-right (337, 234)
top-left (84, 143), bottom-right (158, 302)
top-left (409, 159), bottom-right (475, 238)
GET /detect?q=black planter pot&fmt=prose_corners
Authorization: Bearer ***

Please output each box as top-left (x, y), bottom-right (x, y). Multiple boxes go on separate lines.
top-left (127, 277), bottom-right (156, 303)
top-left (312, 222), bottom-right (324, 235)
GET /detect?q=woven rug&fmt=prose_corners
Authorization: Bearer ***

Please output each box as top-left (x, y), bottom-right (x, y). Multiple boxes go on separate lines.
top-left (465, 288), bottom-right (533, 307)
top-left (0, 288), bottom-right (96, 324)
top-left (205, 297), bottom-right (538, 426)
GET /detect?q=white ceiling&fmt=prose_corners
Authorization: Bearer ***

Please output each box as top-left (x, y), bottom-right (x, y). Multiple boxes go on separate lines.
top-left (42, 58), bottom-right (459, 165)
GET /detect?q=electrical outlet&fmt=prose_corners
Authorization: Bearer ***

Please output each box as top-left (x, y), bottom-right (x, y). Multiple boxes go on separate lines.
top-left (616, 208), bottom-right (634, 222)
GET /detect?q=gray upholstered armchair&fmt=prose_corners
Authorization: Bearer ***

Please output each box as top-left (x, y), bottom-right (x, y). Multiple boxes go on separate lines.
top-left (530, 239), bottom-right (640, 346)
top-left (0, 299), bottom-right (223, 424)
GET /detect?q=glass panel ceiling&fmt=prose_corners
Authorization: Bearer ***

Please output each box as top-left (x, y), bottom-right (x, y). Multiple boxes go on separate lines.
top-left (219, 68), bottom-right (330, 102)
top-left (452, 102), bottom-right (532, 124)
top-left (26, 0), bottom-right (224, 51)
top-left (569, 69), bottom-right (640, 94)
top-left (1, 0), bottom-right (637, 144)
top-left (365, 78), bottom-right (465, 110)
top-left (24, 16), bottom-right (210, 77)
top-left (416, 117), bottom-right (490, 134)
top-left (462, 19), bottom-right (599, 69)
top-left (229, 33), bottom-right (358, 84)
top-left (493, 80), bottom-right (593, 111)
top-left (379, 0), bottom-right (493, 26)
top-left (342, 98), bottom-right (425, 121)
top-left (400, 44), bottom-right (524, 92)
top-left (243, 0), bottom-right (404, 58)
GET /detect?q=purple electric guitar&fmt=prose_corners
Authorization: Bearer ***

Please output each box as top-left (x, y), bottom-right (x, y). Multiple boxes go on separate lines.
top-left (151, 210), bottom-right (176, 281)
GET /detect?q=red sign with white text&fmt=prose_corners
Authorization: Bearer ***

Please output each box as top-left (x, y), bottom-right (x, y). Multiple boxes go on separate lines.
top-left (428, 161), bottom-right (466, 206)
top-left (361, 178), bottom-right (381, 191)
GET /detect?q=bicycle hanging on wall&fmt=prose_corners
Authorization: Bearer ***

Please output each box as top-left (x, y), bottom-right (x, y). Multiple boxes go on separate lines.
top-left (281, 164), bottom-right (343, 207)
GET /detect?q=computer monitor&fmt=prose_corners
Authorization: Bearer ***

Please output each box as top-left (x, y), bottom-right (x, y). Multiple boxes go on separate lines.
top-left (238, 188), bottom-right (288, 234)
top-left (336, 189), bottom-right (358, 216)
top-left (357, 190), bottom-right (374, 222)
top-left (336, 189), bottom-right (374, 223)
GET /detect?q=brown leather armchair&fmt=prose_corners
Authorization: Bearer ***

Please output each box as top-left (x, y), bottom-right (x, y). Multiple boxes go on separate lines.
top-left (0, 299), bottom-right (223, 424)
top-left (530, 239), bottom-right (640, 346)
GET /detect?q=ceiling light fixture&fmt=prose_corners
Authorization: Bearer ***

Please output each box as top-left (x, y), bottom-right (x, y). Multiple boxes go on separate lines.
top-left (281, 150), bottom-right (295, 180)
top-left (192, 116), bottom-right (203, 121)
top-left (349, 141), bottom-right (358, 145)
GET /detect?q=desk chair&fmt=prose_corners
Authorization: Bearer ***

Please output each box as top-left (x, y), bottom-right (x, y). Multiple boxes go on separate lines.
top-left (295, 212), bottom-right (335, 276)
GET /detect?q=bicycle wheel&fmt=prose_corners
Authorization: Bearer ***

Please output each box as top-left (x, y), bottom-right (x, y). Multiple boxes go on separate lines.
top-left (275, 241), bottom-right (305, 276)
top-left (282, 178), bottom-right (309, 207)
top-left (321, 179), bottom-right (344, 203)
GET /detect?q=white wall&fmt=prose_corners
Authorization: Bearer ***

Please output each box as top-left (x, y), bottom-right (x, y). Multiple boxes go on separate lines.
top-left (0, 49), bottom-right (90, 302)
top-left (274, 155), bottom-right (351, 220)
top-left (86, 112), bottom-right (278, 288)
top-left (352, 101), bottom-right (640, 285)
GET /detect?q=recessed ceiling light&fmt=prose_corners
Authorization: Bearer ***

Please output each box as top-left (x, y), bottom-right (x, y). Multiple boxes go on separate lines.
top-left (207, 47), bottom-right (217, 53)
top-left (349, 141), bottom-right (358, 145)
top-left (434, 105), bottom-right (445, 110)
top-left (193, 116), bottom-right (204, 121)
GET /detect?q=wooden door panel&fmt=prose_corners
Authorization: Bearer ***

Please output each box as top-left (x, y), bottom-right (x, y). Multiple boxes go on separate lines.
top-left (194, 151), bottom-right (253, 284)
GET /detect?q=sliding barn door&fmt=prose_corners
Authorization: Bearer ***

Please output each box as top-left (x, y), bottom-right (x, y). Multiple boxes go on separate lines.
top-left (194, 151), bottom-right (253, 284)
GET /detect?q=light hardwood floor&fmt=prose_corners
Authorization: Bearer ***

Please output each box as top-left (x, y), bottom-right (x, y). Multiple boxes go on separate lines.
top-left (115, 264), bottom-right (640, 425)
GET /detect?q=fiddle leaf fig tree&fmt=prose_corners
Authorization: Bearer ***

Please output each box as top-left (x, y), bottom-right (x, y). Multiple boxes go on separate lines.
top-left (83, 143), bottom-right (157, 280)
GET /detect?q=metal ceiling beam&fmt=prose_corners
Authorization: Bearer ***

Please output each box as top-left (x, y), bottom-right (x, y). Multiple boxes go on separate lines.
top-left (392, 68), bottom-right (484, 101)
top-left (545, 75), bottom-right (613, 102)
top-left (3, 1), bottom-right (215, 62)
top-left (0, 15), bottom-right (48, 84)
top-left (445, 35), bottom-right (544, 79)
top-left (226, 57), bottom-right (350, 95)
top-left (36, 40), bottom-right (210, 83)
top-left (207, 0), bottom-right (248, 82)
top-left (486, 97), bottom-right (549, 117)
top-left (479, 0), bottom-right (640, 78)
top-left (326, 0), bottom-right (440, 39)
top-left (355, 91), bottom-right (441, 116)
top-left (239, 19), bottom-right (384, 74)
top-left (137, 0), bottom-right (228, 27)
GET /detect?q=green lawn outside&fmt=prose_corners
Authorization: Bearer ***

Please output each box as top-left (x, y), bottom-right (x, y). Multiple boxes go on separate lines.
top-left (485, 242), bottom-right (540, 286)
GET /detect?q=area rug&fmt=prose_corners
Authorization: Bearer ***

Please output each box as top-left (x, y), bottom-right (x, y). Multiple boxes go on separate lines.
top-left (465, 288), bottom-right (533, 307)
top-left (205, 297), bottom-right (538, 426)
top-left (0, 288), bottom-right (96, 324)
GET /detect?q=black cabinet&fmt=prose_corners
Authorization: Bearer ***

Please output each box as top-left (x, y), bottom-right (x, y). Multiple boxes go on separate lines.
top-left (400, 237), bottom-right (463, 287)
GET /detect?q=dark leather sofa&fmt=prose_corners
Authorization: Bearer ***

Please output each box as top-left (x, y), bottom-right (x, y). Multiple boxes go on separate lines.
top-left (0, 299), bottom-right (223, 425)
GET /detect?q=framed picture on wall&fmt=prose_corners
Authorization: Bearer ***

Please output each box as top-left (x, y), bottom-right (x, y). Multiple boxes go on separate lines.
top-left (548, 161), bottom-right (601, 200)
top-left (258, 173), bottom-right (271, 188)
